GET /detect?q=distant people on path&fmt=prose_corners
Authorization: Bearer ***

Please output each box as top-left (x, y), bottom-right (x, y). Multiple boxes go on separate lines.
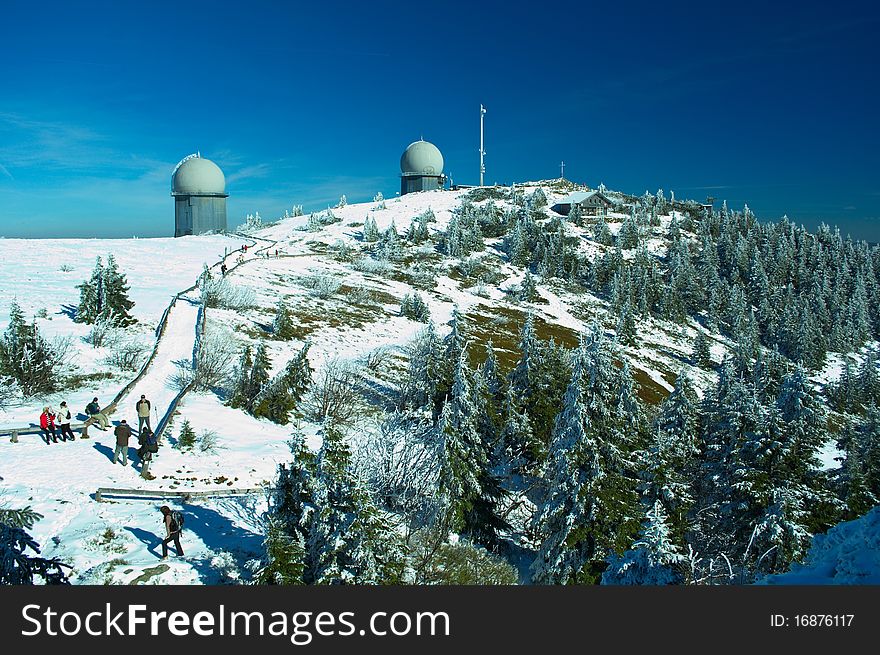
top-left (138, 427), bottom-right (158, 480)
top-left (275, 248), bottom-right (279, 257)
top-left (237, 254), bottom-right (245, 264)
top-left (136, 394), bottom-right (152, 432)
top-left (220, 262), bottom-right (227, 276)
top-left (86, 397), bottom-right (110, 430)
top-left (159, 506), bottom-right (184, 559)
top-left (57, 401), bottom-right (75, 441)
top-left (113, 419), bottom-right (132, 465)
top-left (40, 407), bottom-right (58, 444)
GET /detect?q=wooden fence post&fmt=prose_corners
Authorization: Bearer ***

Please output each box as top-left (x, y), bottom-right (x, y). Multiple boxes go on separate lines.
top-left (10, 430), bottom-right (18, 443)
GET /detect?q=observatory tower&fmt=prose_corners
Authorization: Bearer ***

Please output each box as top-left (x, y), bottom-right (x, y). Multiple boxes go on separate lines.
top-left (171, 153), bottom-right (228, 237)
top-left (400, 139), bottom-right (445, 195)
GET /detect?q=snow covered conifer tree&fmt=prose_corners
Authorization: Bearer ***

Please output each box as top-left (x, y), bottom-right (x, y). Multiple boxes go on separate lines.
top-left (692, 330), bottom-right (712, 368)
top-left (74, 256), bottom-right (104, 324)
top-left (643, 371), bottom-right (699, 539)
top-left (306, 426), bottom-right (403, 584)
top-left (437, 349), bottom-right (487, 532)
top-left (101, 254), bottom-right (136, 326)
top-left (238, 342), bottom-right (272, 413)
top-left (0, 301), bottom-right (59, 395)
top-left (272, 302), bottom-right (296, 340)
top-left (259, 435), bottom-right (315, 584)
top-left (228, 346), bottom-right (253, 409)
top-left (433, 306), bottom-right (467, 412)
top-left (496, 385), bottom-right (533, 478)
top-left (400, 322), bottom-right (441, 410)
top-left (519, 271), bottom-right (537, 303)
top-left (531, 326), bottom-right (641, 584)
top-left (601, 499), bottom-right (684, 585)
top-left (363, 216), bottom-right (380, 242)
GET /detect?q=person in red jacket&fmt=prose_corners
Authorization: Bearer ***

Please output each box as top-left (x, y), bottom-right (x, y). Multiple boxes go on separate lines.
top-left (40, 406), bottom-right (58, 444)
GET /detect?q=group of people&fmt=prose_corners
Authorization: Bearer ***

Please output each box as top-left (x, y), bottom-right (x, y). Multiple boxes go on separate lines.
top-left (39, 393), bottom-right (160, 480)
top-left (39, 401), bottom-right (76, 444)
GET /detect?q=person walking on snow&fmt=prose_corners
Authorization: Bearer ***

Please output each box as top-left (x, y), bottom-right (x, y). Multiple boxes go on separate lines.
top-left (159, 505), bottom-right (184, 559)
top-left (136, 394), bottom-right (152, 433)
top-left (138, 426), bottom-right (158, 480)
top-left (113, 419), bottom-right (132, 465)
top-left (57, 401), bottom-right (75, 441)
top-left (40, 407), bottom-right (58, 444)
top-left (86, 397), bottom-right (110, 429)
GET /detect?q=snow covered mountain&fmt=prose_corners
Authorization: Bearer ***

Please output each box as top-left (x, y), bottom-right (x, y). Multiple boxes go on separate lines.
top-left (1, 182), bottom-right (877, 585)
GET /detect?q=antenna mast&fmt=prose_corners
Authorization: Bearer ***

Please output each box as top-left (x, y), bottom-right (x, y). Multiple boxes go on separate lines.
top-left (479, 104), bottom-right (487, 186)
top-left (560, 160), bottom-right (565, 180)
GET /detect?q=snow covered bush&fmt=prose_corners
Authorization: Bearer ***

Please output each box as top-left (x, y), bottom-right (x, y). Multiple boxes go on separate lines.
top-left (84, 315), bottom-right (118, 348)
top-left (304, 359), bottom-right (361, 428)
top-left (405, 527), bottom-right (518, 585)
top-left (210, 551), bottom-right (241, 584)
top-left (352, 412), bottom-right (439, 518)
top-left (400, 292), bottom-right (430, 322)
top-left (304, 274), bottom-right (342, 299)
top-left (172, 326), bottom-right (238, 392)
top-left (352, 256), bottom-right (391, 276)
top-left (201, 278), bottom-right (256, 310)
top-left (198, 430), bottom-right (220, 454)
top-left (361, 346), bottom-right (391, 372)
top-left (104, 338), bottom-right (150, 372)
top-left (347, 285), bottom-right (375, 307)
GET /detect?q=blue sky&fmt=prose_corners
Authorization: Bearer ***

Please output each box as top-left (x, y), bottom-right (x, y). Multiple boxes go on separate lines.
top-left (0, 0), bottom-right (878, 239)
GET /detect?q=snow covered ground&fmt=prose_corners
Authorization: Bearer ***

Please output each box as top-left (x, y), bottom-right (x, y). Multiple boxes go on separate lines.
top-left (761, 507), bottom-right (880, 584)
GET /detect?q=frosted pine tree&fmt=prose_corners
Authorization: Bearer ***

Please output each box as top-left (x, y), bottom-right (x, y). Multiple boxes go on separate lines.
top-left (433, 306), bottom-right (467, 411)
top-left (643, 371), bottom-right (699, 539)
top-left (363, 216), bottom-right (380, 242)
top-left (692, 330), bottom-right (712, 368)
top-left (519, 271), bottom-right (537, 302)
top-left (601, 500), bottom-right (684, 585)
top-left (306, 427), bottom-right (403, 584)
top-left (437, 349), bottom-right (487, 532)
top-left (509, 313), bottom-right (541, 402)
top-left (0, 301), bottom-right (58, 395)
top-left (101, 254), bottom-right (136, 325)
top-left (531, 326), bottom-right (640, 584)
top-left (272, 302), bottom-right (296, 340)
top-left (74, 256), bottom-right (104, 324)
top-left (259, 435), bottom-right (315, 584)
top-left (228, 346), bottom-right (254, 409)
top-left (400, 322), bottom-right (441, 410)
top-left (496, 385), bottom-right (534, 478)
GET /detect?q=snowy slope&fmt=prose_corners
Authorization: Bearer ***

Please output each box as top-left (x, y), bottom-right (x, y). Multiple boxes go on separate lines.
top-left (761, 507), bottom-right (880, 584)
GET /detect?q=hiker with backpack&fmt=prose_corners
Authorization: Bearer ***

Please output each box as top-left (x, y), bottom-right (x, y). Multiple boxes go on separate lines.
top-left (40, 407), bottom-right (58, 444)
top-left (136, 394), bottom-right (152, 433)
top-left (137, 427), bottom-right (158, 480)
top-left (159, 505), bottom-right (184, 559)
top-left (57, 401), bottom-right (75, 441)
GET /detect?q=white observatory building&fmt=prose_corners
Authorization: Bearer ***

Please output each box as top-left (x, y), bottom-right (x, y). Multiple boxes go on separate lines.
top-left (172, 153), bottom-right (228, 237)
top-left (400, 139), bottom-right (445, 195)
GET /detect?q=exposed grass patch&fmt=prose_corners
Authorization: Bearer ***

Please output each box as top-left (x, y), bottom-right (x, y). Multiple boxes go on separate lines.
top-left (463, 304), bottom-right (670, 404)
top-left (129, 564), bottom-right (170, 585)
